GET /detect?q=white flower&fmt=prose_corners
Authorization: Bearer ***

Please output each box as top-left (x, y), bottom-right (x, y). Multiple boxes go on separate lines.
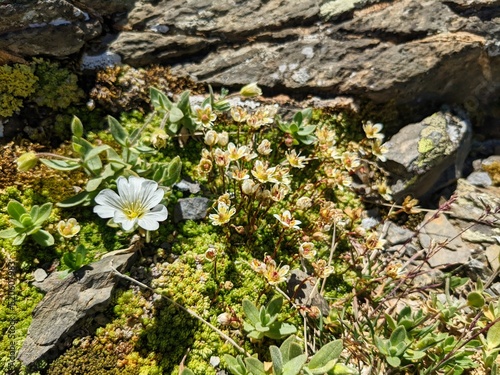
top-left (94, 176), bottom-right (168, 231)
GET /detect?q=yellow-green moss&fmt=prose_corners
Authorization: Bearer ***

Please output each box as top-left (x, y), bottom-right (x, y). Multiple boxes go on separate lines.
top-left (31, 58), bottom-right (84, 110)
top-left (0, 63), bottom-right (38, 117)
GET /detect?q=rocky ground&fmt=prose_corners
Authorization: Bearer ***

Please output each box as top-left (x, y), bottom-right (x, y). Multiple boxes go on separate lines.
top-left (1, 0), bottom-right (500, 373)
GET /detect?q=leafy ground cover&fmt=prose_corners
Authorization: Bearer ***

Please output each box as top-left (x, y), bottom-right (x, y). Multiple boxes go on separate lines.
top-left (0, 64), bottom-right (499, 375)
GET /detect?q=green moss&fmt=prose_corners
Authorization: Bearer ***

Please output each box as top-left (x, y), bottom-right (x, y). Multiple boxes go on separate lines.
top-left (31, 58), bottom-right (84, 110)
top-left (48, 344), bottom-right (140, 375)
top-left (0, 279), bottom-right (43, 374)
top-left (0, 63), bottom-right (38, 117)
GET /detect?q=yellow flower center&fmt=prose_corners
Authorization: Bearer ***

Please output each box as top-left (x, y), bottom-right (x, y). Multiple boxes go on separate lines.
top-left (123, 202), bottom-right (145, 220)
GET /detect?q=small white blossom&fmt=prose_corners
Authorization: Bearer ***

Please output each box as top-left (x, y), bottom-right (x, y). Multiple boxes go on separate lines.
top-left (94, 176), bottom-right (168, 231)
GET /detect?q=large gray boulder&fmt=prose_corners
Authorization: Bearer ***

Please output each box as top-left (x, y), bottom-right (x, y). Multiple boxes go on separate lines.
top-left (1, 0), bottom-right (500, 130)
top-left (104, 0), bottom-right (500, 130)
top-left (0, 0), bottom-right (133, 58)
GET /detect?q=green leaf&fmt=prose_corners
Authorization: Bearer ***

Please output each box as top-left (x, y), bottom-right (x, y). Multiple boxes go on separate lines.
top-left (180, 368), bottom-right (195, 375)
top-left (308, 340), bottom-right (343, 371)
top-left (71, 116), bottom-right (84, 137)
top-left (84, 155), bottom-right (103, 174)
top-left (72, 135), bottom-right (94, 156)
top-left (487, 321), bottom-right (500, 350)
top-left (223, 355), bottom-right (248, 375)
top-left (297, 134), bottom-right (317, 145)
top-left (39, 158), bottom-right (81, 171)
top-left (280, 336), bottom-right (302, 363)
top-left (467, 291), bottom-right (485, 308)
top-left (7, 200), bottom-right (27, 220)
top-left (177, 90), bottom-right (191, 112)
top-left (386, 356), bottom-right (401, 368)
top-left (83, 144), bottom-right (111, 162)
top-left (57, 191), bottom-right (91, 208)
top-left (85, 177), bottom-right (104, 192)
top-left (374, 336), bottom-right (389, 355)
top-left (12, 233), bottom-right (27, 246)
top-left (0, 228), bottom-right (18, 239)
top-left (267, 296), bottom-right (283, 317)
top-left (62, 252), bottom-right (76, 270)
top-left (244, 357), bottom-right (266, 375)
top-left (168, 121), bottom-right (180, 135)
top-left (270, 345), bottom-right (283, 375)
top-left (162, 156), bottom-right (182, 186)
top-left (243, 299), bottom-right (260, 325)
top-left (20, 213), bottom-right (34, 227)
top-left (150, 87), bottom-right (168, 110)
top-left (385, 313), bottom-right (397, 331)
top-left (108, 116), bottom-right (129, 147)
top-left (32, 202), bottom-right (52, 226)
top-left (390, 326), bottom-right (407, 347)
top-left (297, 125), bottom-right (317, 136)
top-left (255, 322), bottom-right (270, 332)
top-left (278, 323), bottom-right (297, 336)
top-left (293, 111), bottom-right (303, 125)
top-left (75, 245), bottom-right (88, 267)
top-left (247, 330), bottom-right (264, 340)
top-left (169, 106), bottom-right (184, 123)
top-left (282, 354), bottom-right (307, 375)
top-left (330, 363), bottom-right (357, 375)
top-left (301, 108), bottom-right (313, 121)
top-left (158, 91), bottom-right (173, 111)
top-left (31, 229), bottom-right (54, 247)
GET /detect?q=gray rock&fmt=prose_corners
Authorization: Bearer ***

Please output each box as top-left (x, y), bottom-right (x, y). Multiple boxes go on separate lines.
top-left (383, 222), bottom-right (415, 246)
top-left (467, 258), bottom-right (493, 281)
top-left (286, 269), bottom-right (330, 316)
top-left (467, 171), bottom-right (492, 187)
top-left (33, 268), bottom-right (47, 282)
top-left (383, 107), bottom-right (472, 200)
top-left (174, 179), bottom-right (201, 194)
top-left (448, 179), bottom-right (500, 249)
top-left (174, 197), bottom-right (211, 223)
top-left (418, 212), bottom-right (472, 268)
top-left (3, 0), bottom-right (500, 131)
top-left (485, 244), bottom-right (500, 272)
top-left (18, 252), bottom-right (137, 367)
top-left (0, 0), bottom-right (102, 57)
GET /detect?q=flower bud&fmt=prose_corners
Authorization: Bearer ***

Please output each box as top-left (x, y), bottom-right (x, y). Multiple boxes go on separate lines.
top-left (241, 179), bottom-right (258, 195)
top-left (204, 130), bottom-right (218, 146)
top-left (17, 151), bottom-right (39, 172)
top-left (240, 82), bottom-right (262, 98)
top-left (217, 131), bottom-right (229, 147)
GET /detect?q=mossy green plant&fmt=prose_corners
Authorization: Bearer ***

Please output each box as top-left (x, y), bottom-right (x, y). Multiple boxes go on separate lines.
top-left (30, 58), bottom-right (84, 110)
top-left (0, 63), bottom-right (38, 117)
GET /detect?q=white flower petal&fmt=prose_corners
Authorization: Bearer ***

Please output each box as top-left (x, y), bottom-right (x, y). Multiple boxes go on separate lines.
top-left (114, 211), bottom-right (136, 231)
top-left (93, 205), bottom-right (116, 219)
top-left (140, 181), bottom-right (164, 209)
top-left (94, 189), bottom-right (122, 210)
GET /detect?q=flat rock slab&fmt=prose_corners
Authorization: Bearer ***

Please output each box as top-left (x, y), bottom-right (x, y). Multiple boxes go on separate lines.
top-left (18, 252), bottom-right (137, 367)
top-left (418, 212), bottom-right (471, 268)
